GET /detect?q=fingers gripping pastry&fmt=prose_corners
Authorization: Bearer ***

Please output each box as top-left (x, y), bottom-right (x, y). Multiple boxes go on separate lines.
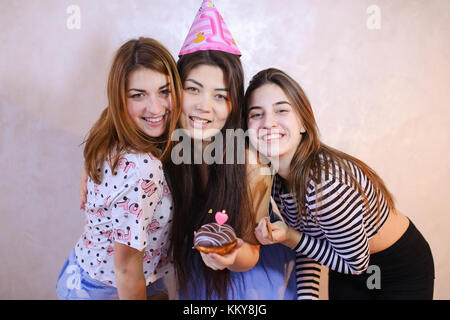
top-left (193, 210), bottom-right (237, 255)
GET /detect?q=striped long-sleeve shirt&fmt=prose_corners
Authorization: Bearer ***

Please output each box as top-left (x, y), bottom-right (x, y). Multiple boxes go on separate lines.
top-left (271, 159), bottom-right (390, 300)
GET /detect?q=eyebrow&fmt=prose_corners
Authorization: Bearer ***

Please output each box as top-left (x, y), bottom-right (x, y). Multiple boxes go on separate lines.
top-left (127, 83), bottom-right (170, 92)
top-left (247, 106), bottom-right (262, 112)
top-left (274, 101), bottom-right (291, 106)
top-left (185, 79), bottom-right (229, 92)
top-left (248, 101), bottom-right (291, 111)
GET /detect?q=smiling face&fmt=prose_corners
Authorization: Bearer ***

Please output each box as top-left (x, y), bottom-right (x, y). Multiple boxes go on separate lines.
top-left (247, 83), bottom-right (305, 163)
top-left (126, 67), bottom-right (172, 138)
top-left (179, 64), bottom-right (231, 140)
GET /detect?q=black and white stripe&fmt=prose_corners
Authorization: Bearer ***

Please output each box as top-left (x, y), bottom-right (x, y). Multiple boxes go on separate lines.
top-left (272, 159), bottom-right (389, 300)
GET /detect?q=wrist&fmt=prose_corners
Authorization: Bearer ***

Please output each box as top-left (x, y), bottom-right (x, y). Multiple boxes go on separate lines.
top-left (227, 242), bottom-right (259, 272)
top-left (282, 226), bottom-right (301, 250)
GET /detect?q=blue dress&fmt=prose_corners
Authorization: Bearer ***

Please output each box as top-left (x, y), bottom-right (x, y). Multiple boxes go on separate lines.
top-left (179, 243), bottom-right (297, 300)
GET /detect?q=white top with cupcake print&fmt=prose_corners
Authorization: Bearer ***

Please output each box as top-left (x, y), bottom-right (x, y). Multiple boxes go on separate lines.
top-left (74, 152), bottom-right (173, 287)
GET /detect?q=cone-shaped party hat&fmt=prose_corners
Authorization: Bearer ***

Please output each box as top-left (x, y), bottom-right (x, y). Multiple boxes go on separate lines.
top-left (179, 0), bottom-right (241, 56)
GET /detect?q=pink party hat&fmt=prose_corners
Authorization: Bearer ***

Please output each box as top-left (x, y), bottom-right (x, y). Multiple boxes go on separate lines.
top-left (179, 0), bottom-right (241, 56)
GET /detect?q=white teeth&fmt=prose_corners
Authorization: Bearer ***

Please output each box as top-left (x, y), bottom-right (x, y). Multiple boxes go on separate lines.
top-left (144, 116), bottom-right (164, 123)
top-left (190, 116), bottom-right (209, 124)
top-left (262, 133), bottom-right (282, 141)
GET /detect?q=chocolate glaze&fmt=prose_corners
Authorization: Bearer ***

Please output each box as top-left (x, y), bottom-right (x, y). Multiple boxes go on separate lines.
top-left (193, 223), bottom-right (236, 248)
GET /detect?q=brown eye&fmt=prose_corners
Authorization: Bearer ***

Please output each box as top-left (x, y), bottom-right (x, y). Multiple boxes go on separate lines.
top-left (185, 86), bottom-right (199, 93)
top-left (249, 112), bottom-right (263, 119)
top-left (160, 89), bottom-right (171, 96)
top-left (130, 93), bottom-right (145, 99)
top-left (215, 94), bottom-right (228, 101)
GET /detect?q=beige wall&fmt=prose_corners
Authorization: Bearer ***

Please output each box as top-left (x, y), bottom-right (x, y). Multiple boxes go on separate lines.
top-left (0, 0), bottom-right (448, 299)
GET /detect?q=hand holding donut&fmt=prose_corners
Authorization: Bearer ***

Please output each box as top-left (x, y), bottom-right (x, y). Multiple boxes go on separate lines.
top-left (194, 210), bottom-right (243, 270)
top-left (199, 238), bottom-right (243, 270)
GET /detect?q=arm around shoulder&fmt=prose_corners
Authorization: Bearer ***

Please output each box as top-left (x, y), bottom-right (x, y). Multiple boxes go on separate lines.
top-left (244, 149), bottom-right (274, 244)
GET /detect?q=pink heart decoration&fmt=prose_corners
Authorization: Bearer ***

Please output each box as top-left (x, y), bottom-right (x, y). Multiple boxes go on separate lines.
top-left (215, 211), bottom-right (228, 226)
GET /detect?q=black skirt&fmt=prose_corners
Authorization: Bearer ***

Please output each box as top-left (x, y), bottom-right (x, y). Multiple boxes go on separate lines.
top-left (328, 219), bottom-right (435, 300)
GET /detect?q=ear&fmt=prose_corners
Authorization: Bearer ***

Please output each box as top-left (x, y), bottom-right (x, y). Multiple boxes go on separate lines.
top-left (295, 110), bottom-right (306, 134)
top-left (300, 122), bottom-right (306, 134)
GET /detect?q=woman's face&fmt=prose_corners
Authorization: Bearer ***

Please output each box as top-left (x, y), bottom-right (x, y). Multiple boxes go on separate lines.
top-left (126, 67), bottom-right (172, 138)
top-left (179, 64), bottom-right (231, 140)
top-left (247, 83), bottom-right (305, 162)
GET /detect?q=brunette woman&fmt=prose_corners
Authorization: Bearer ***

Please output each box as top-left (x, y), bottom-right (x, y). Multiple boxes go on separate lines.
top-left (166, 50), bottom-right (296, 300)
top-left (249, 68), bottom-right (435, 300)
top-left (165, 0), bottom-right (296, 300)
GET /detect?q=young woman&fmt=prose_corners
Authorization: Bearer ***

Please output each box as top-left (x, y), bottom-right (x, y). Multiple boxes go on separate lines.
top-left (57, 37), bottom-right (182, 300)
top-left (165, 51), bottom-right (297, 300)
top-left (160, 0), bottom-right (296, 300)
top-left (248, 68), bottom-right (435, 300)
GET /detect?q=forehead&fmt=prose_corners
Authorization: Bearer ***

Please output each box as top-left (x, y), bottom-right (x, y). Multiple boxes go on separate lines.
top-left (127, 67), bottom-right (168, 88)
top-left (186, 64), bottom-right (226, 87)
top-left (249, 83), bottom-right (289, 106)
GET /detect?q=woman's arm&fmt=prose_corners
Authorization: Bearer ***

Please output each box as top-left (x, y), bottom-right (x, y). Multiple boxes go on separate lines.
top-left (109, 153), bottom-right (165, 296)
top-left (244, 148), bottom-right (273, 245)
top-left (79, 165), bottom-right (88, 210)
top-left (257, 177), bottom-right (371, 275)
top-left (113, 242), bottom-right (146, 300)
top-left (227, 241), bottom-right (260, 272)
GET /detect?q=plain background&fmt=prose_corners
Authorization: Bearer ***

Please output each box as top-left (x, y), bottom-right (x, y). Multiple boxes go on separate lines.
top-left (0, 0), bottom-right (449, 299)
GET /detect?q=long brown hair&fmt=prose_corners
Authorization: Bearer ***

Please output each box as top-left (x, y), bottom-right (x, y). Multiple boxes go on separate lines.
top-left (83, 38), bottom-right (182, 184)
top-left (244, 68), bottom-right (395, 223)
top-left (165, 50), bottom-right (252, 299)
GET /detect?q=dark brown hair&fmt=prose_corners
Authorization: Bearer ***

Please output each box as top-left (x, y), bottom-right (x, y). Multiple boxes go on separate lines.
top-left (165, 50), bottom-right (251, 299)
top-left (244, 68), bottom-right (395, 223)
top-left (83, 38), bottom-right (182, 184)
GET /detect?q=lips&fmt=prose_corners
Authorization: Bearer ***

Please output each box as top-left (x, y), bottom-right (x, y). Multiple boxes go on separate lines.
top-left (189, 115), bottom-right (212, 128)
top-left (258, 130), bottom-right (285, 142)
top-left (141, 112), bottom-right (167, 126)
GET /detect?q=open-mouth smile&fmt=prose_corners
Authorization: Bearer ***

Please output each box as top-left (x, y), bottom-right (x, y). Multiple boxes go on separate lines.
top-left (189, 115), bottom-right (212, 128)
top-left (141, 113), bottom-right (167, 126)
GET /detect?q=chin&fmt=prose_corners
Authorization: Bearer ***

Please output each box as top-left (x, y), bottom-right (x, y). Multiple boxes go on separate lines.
top-left (257, 144), bottom-right (282, 159)
top-left (144, 127), bottom-right (165, 138)
top-left (185, 127), bottom-right (221, 141)
top-left (186, 129), bottom-right (203, 141)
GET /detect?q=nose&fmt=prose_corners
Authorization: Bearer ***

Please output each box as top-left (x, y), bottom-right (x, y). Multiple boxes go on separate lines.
top-left (146, 95), bottom-right (166, 115)
top-left (262, 111), bottom-right (277, 129)
top-left (194, 94), bottom-right (213, 113)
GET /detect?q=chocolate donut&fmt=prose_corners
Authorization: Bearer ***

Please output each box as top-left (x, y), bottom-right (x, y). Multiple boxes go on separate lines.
top-left (193, 223), bottom-right (237, 255)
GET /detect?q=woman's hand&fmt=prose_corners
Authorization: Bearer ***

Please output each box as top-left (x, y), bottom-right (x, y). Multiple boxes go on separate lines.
top-left (199, 238), bottom-right (244, 271)
top-left (254, 218), bottom-right (289, 245)
top-left (79, 166), bottom-right (88, 210)
top-left (255, 218), bottom-right (302, 249)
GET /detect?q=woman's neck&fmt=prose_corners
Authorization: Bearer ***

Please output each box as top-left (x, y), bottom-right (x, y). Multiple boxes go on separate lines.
top-left (272, 154), bottom-right (292, 180)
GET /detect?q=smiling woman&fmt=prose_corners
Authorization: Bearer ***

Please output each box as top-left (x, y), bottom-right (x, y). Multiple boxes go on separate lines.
top-left (56, 37), bottom-right (182, 300)
top-left (247, 83), bottom-right (306, 168)
top-left (179, 64), bottom-right (231, 140)
top-left (164, 45), bottom-right (297, 299)
top-left (246, 68), bottom-right (435, 300)
top-left (126, 68), bottom-right (172, 138)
